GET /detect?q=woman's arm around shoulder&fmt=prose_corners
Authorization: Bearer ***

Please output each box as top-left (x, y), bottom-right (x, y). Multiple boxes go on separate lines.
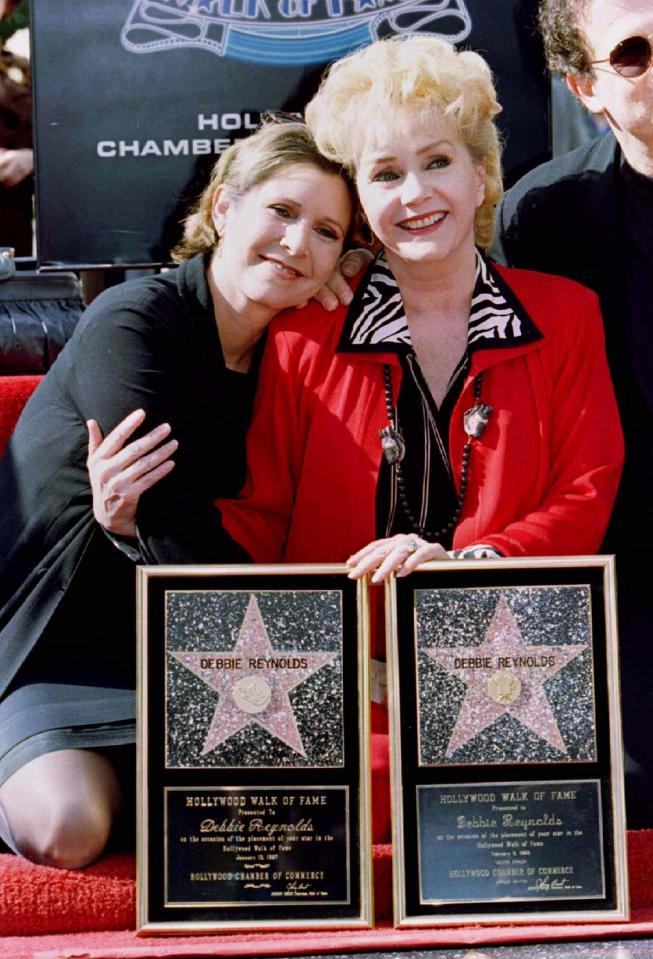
top-left (70, 275), bottom-right (249, 563)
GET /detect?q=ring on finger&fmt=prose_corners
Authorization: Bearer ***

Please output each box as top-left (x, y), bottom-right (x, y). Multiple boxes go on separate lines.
top-left (405, 537), bottom-right (420, 553)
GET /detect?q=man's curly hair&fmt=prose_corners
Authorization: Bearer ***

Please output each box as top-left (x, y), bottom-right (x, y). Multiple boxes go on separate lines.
top-left (538, 0), bottom-right (595, 76)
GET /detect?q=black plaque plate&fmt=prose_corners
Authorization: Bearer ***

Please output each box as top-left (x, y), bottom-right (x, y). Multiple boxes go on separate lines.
top-left (386, 556), bottom-right (628, 926)
top-left (137, 564), bottom-right (372, 933)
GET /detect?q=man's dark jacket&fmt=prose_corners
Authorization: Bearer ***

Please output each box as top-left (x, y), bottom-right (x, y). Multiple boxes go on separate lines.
top-left (494, 133), bottom-right (622, 374)
top-left (493, 133), bottom-right (644, 559)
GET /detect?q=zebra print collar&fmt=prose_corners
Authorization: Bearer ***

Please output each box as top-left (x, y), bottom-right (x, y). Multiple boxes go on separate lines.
top-left (338, 250), bottom-right (543, 353)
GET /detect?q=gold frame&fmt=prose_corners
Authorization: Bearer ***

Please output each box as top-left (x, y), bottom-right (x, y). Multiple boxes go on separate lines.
top-left (386, 555), bottom-right (629, 927)
top-left (137, 564), bottom-right (373, 934)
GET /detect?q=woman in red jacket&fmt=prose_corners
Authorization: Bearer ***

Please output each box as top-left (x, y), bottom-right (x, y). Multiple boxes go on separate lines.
top-left (217, 35), bottom-right (622, 576)
top-left (91, 36), bottom-right (624, 843)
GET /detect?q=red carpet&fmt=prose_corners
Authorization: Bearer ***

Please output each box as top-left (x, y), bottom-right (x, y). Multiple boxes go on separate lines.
top-left (1, 834), bottom-right (653, 958)
top-left (5, 915), bottom-right (653, 959)
top-left (0, 375), bottom-right (41, 455)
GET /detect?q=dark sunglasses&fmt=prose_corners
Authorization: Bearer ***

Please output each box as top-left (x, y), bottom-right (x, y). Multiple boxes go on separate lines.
top-left (592, 33), bottom-right (653, 78)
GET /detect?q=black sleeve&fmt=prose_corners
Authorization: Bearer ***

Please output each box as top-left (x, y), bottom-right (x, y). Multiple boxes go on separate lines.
top-left (489, 196), bottom-right (512, 266)
top-left (67, 281), bottom-right (250, 564)
top-left (490, 145), bottom-right (602, 280)
top-left (491, 178), bottom-right (539, 270)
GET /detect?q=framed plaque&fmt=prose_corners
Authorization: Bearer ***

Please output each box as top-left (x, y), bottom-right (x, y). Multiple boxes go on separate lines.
top-left (386, 556), bottom-right (628, 926)
top-left (137, 564), bottom-right (372, 933)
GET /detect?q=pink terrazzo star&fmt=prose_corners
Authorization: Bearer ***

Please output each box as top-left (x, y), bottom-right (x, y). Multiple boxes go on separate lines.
top-left (171, 594), bottom-right (336, 758)
top-left (425, 596), bottom-right (587, 757)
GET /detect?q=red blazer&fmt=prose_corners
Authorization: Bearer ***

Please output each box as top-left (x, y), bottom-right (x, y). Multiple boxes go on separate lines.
top-left (219, 263), bottom-right (623, 843)
top-left (220, 264), bottom-right (623, 568)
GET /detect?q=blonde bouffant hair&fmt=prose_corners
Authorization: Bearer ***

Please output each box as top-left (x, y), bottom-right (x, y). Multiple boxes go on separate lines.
top-left (305, 36), bottom-right (503, 249)
top-left (172, 121), bottom-right (352, 262)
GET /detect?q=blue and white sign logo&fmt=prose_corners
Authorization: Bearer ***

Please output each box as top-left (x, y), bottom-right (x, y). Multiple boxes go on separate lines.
top-left (121, 0), bottom-right (471, 65)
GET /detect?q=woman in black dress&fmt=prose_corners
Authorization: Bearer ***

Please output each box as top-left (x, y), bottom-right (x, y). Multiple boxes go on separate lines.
top-left (0, 121), bottom-right (353, 869)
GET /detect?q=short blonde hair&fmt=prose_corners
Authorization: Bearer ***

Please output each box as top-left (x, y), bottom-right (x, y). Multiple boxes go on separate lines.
top-left (305, 36), bottom-right (503, 248)
top-left (172, 121), bottom-right (352, 261)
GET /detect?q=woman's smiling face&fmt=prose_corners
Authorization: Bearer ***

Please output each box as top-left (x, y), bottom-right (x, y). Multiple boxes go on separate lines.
top-left (355, 106), bottom-right (485, 273)
top-left (213, 162), bottom-right (352, 314)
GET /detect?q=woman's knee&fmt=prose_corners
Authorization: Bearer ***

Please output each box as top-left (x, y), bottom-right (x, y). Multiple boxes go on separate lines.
top-left (18, 796), bottom-right (113, 869)
top-left (0, 749), bottom-right (121, 869)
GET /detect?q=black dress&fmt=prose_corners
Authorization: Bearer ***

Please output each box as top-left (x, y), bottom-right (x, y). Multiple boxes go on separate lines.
top-left (0, 254), bottom-right (253, 786)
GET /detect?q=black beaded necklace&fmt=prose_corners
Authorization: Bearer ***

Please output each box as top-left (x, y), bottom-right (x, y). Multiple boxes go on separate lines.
top-left (380, 363), bottom-right (492, 542)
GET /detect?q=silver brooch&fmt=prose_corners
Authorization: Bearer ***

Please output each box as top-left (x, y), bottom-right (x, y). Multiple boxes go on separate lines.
top-left (379, 425), bottom-right (406, 464)
top-left (463, 403), bottom-right (493, 439)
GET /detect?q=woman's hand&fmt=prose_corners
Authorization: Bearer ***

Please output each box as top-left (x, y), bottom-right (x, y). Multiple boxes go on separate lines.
top-left (311, 248), bottom-right (374, 311)
top-left (86, 409), bottom-right (178, 537)
top-left (0, 148), bottom-right (33, 188)
top-left (346, 534), bottom-right (449, 583)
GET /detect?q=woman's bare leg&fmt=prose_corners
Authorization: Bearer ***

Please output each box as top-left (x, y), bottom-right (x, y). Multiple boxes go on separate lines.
top-left (0, 749), bottom-right (122, 869)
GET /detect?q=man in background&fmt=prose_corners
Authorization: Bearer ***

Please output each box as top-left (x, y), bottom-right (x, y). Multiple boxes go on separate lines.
top-left (0, 0), bottom-right (32, 256)
top-left (494, 0), bottom-right (653, 824)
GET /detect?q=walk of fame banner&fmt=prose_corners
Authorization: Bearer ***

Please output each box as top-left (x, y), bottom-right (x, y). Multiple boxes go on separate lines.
top-left (30, 0), bottom-right (546, 268)
top-left (136, 565), bottom-right (372, 933)
top-left (386, 556), bottom-right (629, 926)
